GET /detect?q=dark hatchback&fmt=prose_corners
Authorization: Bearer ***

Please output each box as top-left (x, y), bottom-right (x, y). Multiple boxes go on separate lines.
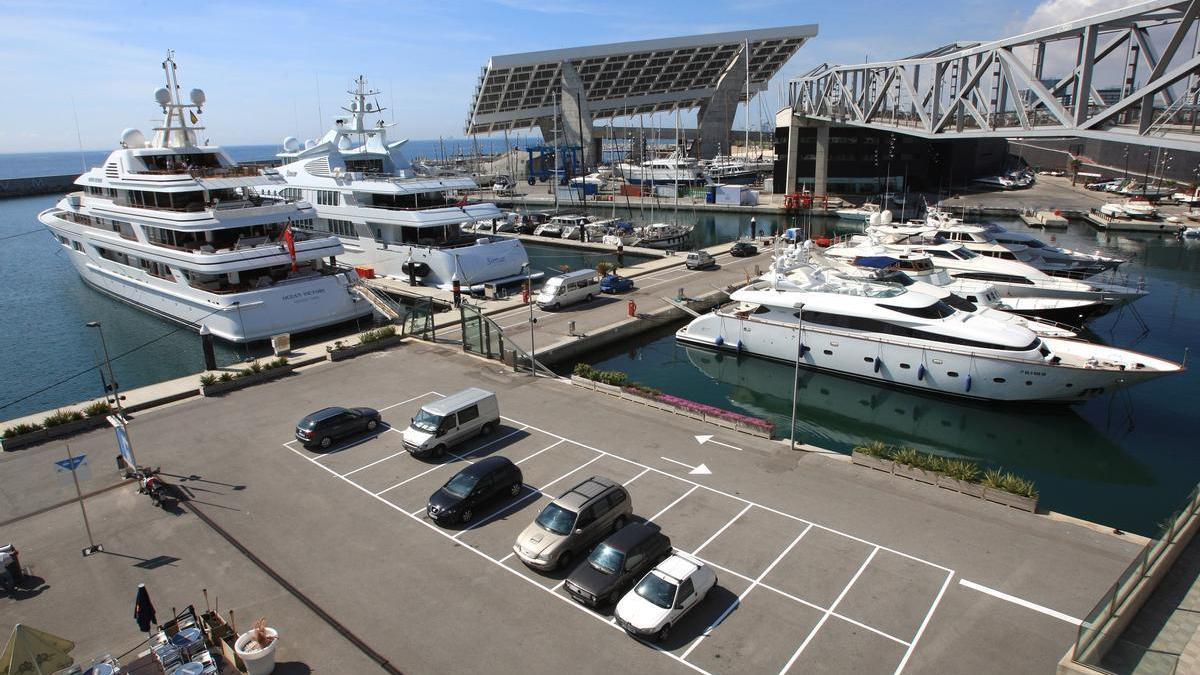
top-left (564, 522), bottom-right (672, 608)
top-left (427, 456), bottom-right (524, 526)
top-left (729, 241), bottom-right (759, 257)
top-left (295, 406), bottom-right (381, 449)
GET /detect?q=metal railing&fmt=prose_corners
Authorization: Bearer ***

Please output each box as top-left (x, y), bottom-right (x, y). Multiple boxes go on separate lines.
top-left (1073, 482), bottom-right (1200, 667)
top-left (459, 303), bottom-right (549, 375)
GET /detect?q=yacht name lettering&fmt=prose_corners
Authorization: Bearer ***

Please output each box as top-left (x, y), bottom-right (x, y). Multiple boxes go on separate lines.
top-left (283, 289), bottom-right (327, 301)
top-left (1020, 370), bottom-right (1046, 376)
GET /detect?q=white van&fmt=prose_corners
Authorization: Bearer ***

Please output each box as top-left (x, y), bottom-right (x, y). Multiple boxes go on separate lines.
top-left (403, 388), bottom-right (500, 458)
top-left (536, 270), bottom-right (600, 310)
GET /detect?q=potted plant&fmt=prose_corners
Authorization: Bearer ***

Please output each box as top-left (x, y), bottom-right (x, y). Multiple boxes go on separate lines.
top-left (234, 617), bottom-right (278, 675)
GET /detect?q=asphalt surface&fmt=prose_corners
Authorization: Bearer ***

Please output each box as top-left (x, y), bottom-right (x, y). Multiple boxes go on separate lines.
top-left (1, 341), bottom-right (1141, 674)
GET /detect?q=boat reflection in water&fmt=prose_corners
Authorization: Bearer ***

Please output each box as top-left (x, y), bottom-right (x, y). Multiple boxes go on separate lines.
top-left (681, 344), bottom-right (1150, 484)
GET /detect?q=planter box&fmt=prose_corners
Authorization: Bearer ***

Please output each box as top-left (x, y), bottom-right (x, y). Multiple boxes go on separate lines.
top-left (200, 365), bottom-right (295, 397)
top-left (327, 334), bottom-right (403, 362)
top-left (851, 451), bottom-right (895, 474)
top-left (593, 381), bottom-right (623, 395)
top-left (984, 488), bottom-right (1039, 513)
top-left (569, 375), bottom-right (595, 390)
top-left (937, 475), bottom-right (986, 498)
top-left (894, 463), bottom-right (938, 484)
top-left (1, 415), bottom-right (109, 451)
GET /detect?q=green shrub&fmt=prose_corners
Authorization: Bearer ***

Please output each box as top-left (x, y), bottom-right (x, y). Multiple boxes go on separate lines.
top-left (359, 326), bottom-right (397, 345)
top-left (1000, 472), bottom-right (1039, 499)
top-left (327, 340), bottom-right (346, 353)
top-left (924, 454), bottom-right (950, 473)
top-left (247, 360), bottom-right (263, 374)
top-left (853, 440), bottom-right (893, 459)
top-left (572, 363), bottom-right (628, 386)
top-left (624, 382), bottom-right (662, 397)
top-left (218, 372), bottom-right (234, 382)
top-left (573, 363), bottom-right (597, 379)
top-left (3, 422), bottom-right (43, 439)
top-left (981, 468), bottom-right (1006, 490)
top-left (42, 409), bottom-right (85, 427)
top-left (942, 459), bottom-right (982, 483)
top-left (199, 374), bottom-right (217, 386)
top-left (891, 447), bottom-right (922, 468)
top-left (83, 400), bottom-right (112, 418)
top-left (265, 357), bottom-right (289, 370)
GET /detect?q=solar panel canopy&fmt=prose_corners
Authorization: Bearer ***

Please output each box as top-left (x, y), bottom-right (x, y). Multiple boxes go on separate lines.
top-left (465, 25), bottom-right (818, 135)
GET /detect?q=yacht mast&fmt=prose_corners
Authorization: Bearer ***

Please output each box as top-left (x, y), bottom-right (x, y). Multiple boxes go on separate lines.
top-left (744, 38), bottom-right (751, 161)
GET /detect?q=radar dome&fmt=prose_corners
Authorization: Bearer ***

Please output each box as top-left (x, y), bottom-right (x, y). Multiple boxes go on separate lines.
top-left (282, 136), bottom-right (301, 152)
top-left (351, 102), bottom-right (358, 111)
top-left (189, 88), bottom-right (206, 106)
top-left (879, 209), bottom-right (893, 225)
top-left (304, 139), bottom-right (316, 149)
top-left (121, 128), bottom-right (146, 148)
top-left (365, 102), bottom-right (373, 111)
top-left (154, 87), bottom-right (171, 106)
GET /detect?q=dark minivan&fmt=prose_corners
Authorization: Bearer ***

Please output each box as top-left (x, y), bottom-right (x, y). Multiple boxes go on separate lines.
top-left (427, 456), bottom-right (523, 526)
top-left (295, 406), bottom-right (382, 449)
top-left (564, 522), bottom-right (672, 607)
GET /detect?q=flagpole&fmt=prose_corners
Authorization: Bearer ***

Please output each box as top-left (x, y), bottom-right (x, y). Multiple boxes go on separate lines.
top-left (67, 444), bottom-right (101, 556)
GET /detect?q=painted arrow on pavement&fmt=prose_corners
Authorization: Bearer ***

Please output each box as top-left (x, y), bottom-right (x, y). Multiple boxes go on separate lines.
top-left (660, 456), bottom-right (712, 475)
top-left (694, 434), bottom-right (743, 452)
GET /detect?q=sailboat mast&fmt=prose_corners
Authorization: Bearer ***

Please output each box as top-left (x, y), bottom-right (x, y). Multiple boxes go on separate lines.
top-left (744, 38), bottom-right (751, 160)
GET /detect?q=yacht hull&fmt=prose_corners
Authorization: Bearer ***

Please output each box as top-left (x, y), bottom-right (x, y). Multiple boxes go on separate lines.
top-left (676, 312), bottom-right (1172, 403)
top-left (338, 236), bottom-right (530, 290)
top-left (42, 212), bottom-right (371, 342)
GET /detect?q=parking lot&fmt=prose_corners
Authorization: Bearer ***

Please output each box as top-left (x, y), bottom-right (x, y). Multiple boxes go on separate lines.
top-left (282, 389), bottom-right (953, 675)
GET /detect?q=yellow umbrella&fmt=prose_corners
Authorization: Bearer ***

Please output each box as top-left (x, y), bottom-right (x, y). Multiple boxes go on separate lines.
top-left (0, 624), bottom-right (74, 675)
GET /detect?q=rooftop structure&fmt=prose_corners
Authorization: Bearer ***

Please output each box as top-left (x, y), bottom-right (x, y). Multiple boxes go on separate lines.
top-left (466, 25), bottom-right (818, 160)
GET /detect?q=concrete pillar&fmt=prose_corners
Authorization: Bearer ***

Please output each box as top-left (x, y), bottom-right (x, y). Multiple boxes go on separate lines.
top-left (697, 45), bottom-right (749, 159)
top-left (785, 114), bottom-right (800, 195)
top-left (559, 61), bottom-right (596, 168)
top-left (814, 123), bottom-right (830, 197)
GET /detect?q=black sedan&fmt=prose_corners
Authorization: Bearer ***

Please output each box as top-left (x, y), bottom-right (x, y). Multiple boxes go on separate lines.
top-left (564, 522), bottom-right (672, 607)
top-left (427, 456), bottom-right (524, 525)
top-left (729, 241), bottom-right (758, 257)
top-left (295, 406), bottom-right (382, 449)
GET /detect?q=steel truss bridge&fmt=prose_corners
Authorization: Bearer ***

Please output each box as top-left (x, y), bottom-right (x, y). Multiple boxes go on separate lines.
top-left (788, 0), bottom-right (1200, 152)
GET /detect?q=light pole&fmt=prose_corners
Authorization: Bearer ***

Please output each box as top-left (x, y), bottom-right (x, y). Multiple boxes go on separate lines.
top-left (86, 321), bottom-right (123, 418)
top-left (790, 302), bottom-right (804, 452)
top-left (522, 263), bottom-right (537, 377)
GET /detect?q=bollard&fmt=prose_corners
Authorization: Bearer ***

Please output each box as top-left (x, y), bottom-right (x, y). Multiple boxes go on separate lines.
top-left (627, 299), bottom-right (637, 317)
top-left (452, 278), bottom-right (462, 307)
top-left (568, 320), bottom-right (576, 335)
top-left (677, 287), bottom-right (685, 301)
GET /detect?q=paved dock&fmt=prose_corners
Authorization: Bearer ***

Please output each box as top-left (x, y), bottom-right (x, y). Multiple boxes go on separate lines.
top-left (0, 339), bottom-right (1143, 674)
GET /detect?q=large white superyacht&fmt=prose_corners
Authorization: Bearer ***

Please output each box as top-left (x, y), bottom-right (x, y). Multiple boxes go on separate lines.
top-left (38, 55), bottom-right (370, 342)
top-left (258, 77), bottom-right (534, 290)
top-left (676, 259), bottom-right (1181, 403)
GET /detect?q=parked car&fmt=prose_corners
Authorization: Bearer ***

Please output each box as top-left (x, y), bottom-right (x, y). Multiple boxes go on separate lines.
top-left (565, 522), bottom-right (672, 608)
top-left (513, 476), bottom-right (632, 571)
top-left (729, 241), bottom-right (758, 257)
top-left (614, 551), bottom-right (718, 641)
top-left (685, 250), bottom-right (716, 270)
top-left (600, 274), bottom-right (635, 294)
top-left (427, 456), bottom-right (523, 526)
top-left (295, 406), bottom-right (381, 449)
top-left (536, 269), bottom-right (601, 310)
top-left (403, 388), bottom-right (500, 458)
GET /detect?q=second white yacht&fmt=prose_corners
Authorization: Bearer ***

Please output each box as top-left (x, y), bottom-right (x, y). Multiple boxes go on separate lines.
top-left (259, 77), bottom-right (537, 290)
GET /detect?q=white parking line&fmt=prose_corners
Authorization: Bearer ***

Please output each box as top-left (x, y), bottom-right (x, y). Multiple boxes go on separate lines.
top-left (379, 391), bottom-right (439, 412)
top-left (453, 489), bottom-right (542, 539)
top-left (623, 468), bottom-right (651, 486)
top-left (309, 433), bottom-right (381, 461)
top-left (681, 524), bottom-right (814, 660)
top-left (343, 450), bottom-right (407, 477)
top-left (895, 571), bottom-right (954, 674)
top-left (648, 484), bottom-right (699, 522)
top-left (691, 503), bottom-right (754, 556)
top-left (957, 578), bottom-right (1081, 626)
top-left (279, 439), bottom-right (714, 675)
top-left (515, 439), bottom-right (564, 465)
top-left (779, 546), bottom-right (881, 675)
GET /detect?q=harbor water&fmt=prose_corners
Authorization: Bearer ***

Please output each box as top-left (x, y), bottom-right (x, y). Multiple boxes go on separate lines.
top-left (581, 212), bottom-right (1199, 536)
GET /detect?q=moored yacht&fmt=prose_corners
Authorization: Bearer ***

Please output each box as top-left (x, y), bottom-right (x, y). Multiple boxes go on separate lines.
top-left (258, 77), bottom-right (536, 290)
top-left (38, 54), bottom-right (370, 342)
top-left (676, 261), bottom-right (1181, 403)
top-left (617, 150), bottom-right (708, 186)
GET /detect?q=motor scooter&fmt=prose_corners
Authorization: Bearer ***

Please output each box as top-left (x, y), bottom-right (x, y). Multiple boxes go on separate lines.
top-left (0, 543), bottom-right (22, 594)
top-left (131, 468), bottom-right (172, 508)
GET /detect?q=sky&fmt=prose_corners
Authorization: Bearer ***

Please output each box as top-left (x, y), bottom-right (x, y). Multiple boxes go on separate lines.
top-left (0, 0), bottom-right (1130, 153)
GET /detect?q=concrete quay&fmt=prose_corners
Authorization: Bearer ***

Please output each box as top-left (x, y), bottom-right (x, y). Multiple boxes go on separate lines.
top-left (0, 339), bottom-right (1144, 675)
top-left (0, 174), bottom-right (76, 199)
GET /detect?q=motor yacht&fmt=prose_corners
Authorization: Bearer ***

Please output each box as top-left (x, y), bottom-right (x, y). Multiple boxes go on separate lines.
top-left (258, 77), bottom-right (535, 290)
top-left (676, 258), bottom-right (1181, 403)
top-left (835, 203), bottom-right (887, 222)
top-left (38, 54), bottom-right (371, 342)
top-left (617, 150), bottom-right (708, 186)
top-left (833, 228), bottom-right (1147, 315)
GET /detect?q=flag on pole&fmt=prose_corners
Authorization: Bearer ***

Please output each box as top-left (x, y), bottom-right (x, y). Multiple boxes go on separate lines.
top-left (282, 223), bottom-right (298, 272)
top-left (189, 110), bottom-right (199, 124)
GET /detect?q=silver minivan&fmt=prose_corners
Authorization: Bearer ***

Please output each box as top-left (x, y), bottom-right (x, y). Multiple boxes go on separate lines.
top-left (536, 270), bottom-right (600, 310)
top-left (403, 388), bottom-right (500, 458)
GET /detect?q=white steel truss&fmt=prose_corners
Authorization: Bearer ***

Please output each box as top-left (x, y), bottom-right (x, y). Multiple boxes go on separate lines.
top-left (788, 0), bottom-right (1200, 152)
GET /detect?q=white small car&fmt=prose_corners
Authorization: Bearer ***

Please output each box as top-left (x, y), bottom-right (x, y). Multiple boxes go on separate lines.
top-left (614, 551), bottom-right (717, 641)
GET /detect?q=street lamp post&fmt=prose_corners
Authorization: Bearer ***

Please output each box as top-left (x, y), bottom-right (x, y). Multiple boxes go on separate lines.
top-left (790, 303), bottom-right (804, 452)
top-left (86, 321), bottom-right (123, 419)
top-left (523, 263), bottom-right (537, 377)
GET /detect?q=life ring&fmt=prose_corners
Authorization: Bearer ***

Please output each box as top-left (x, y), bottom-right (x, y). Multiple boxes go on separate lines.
top-left (813, 236), bottom-right (832, 247)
